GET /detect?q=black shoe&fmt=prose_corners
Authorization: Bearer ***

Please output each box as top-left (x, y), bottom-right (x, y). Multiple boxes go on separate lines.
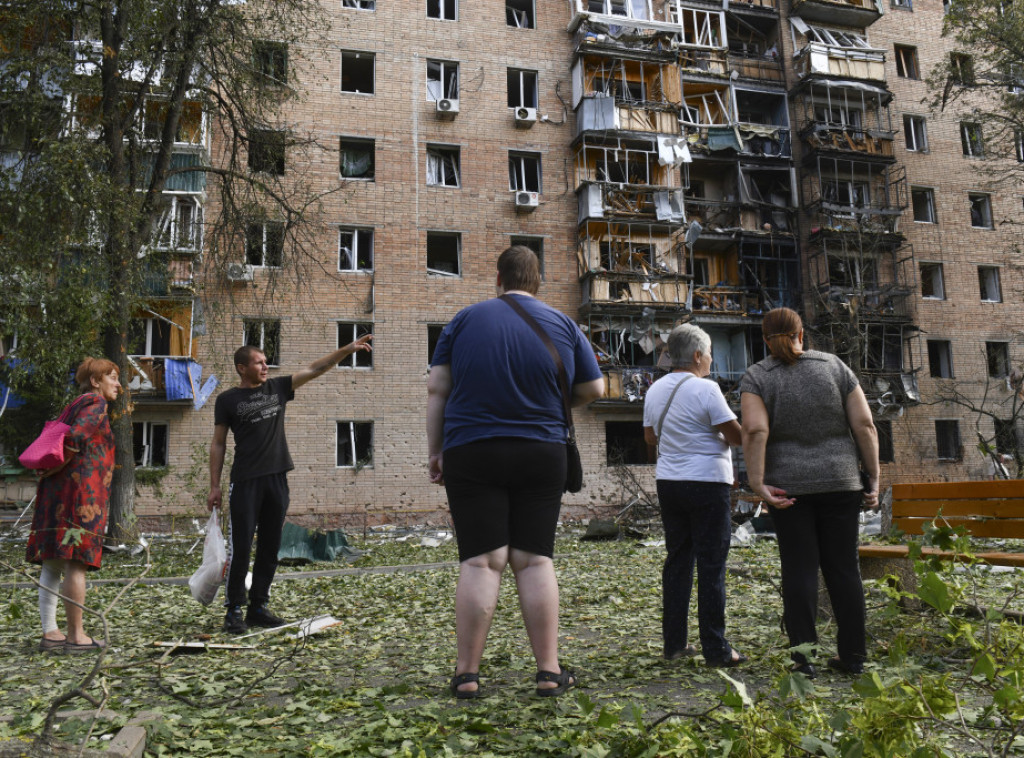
top-left (246, 605), bottom-right (287, 628)
top-left (827, 656), bottom-right (864, 675)
top-left (790, 662), bottom-right (817, 679)
top-left (223, 606), bottom-right (248, 634)
top-left (708, 650), bottom-right (748, 668)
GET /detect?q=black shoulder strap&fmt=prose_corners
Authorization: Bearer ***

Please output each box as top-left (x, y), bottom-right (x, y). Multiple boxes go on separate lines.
top-left (499, 294), bottom-right (576, 441)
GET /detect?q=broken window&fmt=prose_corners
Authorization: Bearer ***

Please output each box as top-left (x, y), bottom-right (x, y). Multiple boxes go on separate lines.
top-left (508, 151), bottom-right (541, 193)
top-left (821, 180), bottom-right (869, 208)
top-left (143, 100), bottom-right (203, 144)
top-left (341, 0), bottom-right (375, 9)
top-left (876, 419), bottom-right (895, 463)
top-left (903, 114), bottom-right (927, 151)
top-left (506, 0), bottom-right (534, 27)
top-left (970, 194), bottom-right (993, 228)
top-left (806, 26), bottom-right (870, 49)
top-left (133, 421), bottom-right (168, 468)
top-left (590, 0), bottom-right (650, 19)
top-left (978, 265), bottom-right (1002, 301)
top-left (337, 322), bottom-right (373, 368)
top-left (987, 341), bottom-right (1010, 378)
top-left (427, 324), bottom-right (446, 364)
top-left (894, 45), bottom-right (919, 79)
top-left (337, 421), bottom-right (373, 467)
top-left (891, 0), bottom-right (912, 9)
top-left (129, 317), bottom-right (172, 356)
top-left (911, 187), bottom-right (936, 223)
top-left (153, 196), bottom-right (201, 251)
top-left (961, 122), bottom-right (984, 157)
top-left (927, 339), bottom-right (954, 378)
top-left (253, 41), bottom-right (288, 84)
top-left (995, 419), bottom-right (1019, 456)
top-left (340, 137), bottom-right (375, 179)
top-left (507, 68), bottom-right (538, 108)
top-left (920, 263), bottom-right (945, 299)
top-left (599, 241), bottom-right (654, 272)
top-left (249, 129), bottom-right (286, 175)
top-left (935, 420), bottom-right (961, 460)
top-left (339, 227), bottom-right (373, 272)
top-left (510, 235), bottom-right (544, 278)
top-left (862, 325), bottom-right (903, 371)
top-left (605, 421), bottom-right (653, 465)
top-left (950, 52), bottom-right (975, 85)
top-left (426, 145), bottom-right (460, 187)
top-left (828, 255), bottom-right (877, 289)
top-left (427, 60), bottom-right (459, 101)
top-left (341, 51), bottom-right (375, 94)
top-left (245, 221), bottom-right (284, 267)
top-left (426, 231), bottom-right (461, 275)
top-left (243, 319), bottom-right (281, 366)
top-left (427, 0), bottom-right (456, 20)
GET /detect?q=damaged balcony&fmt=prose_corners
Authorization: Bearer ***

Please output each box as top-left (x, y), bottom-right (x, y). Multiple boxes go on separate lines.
top-left (584, 311), bottom-right (679, 406)
top-left (802, 157), bottom-right (907, 235)
top-left (126, 302), bottom-right (213, 406)
top-left (808, 239), bottom-right (916, 324)
top-left (684, 162), bottom-right (797, 236)
top-left (725, 10), bottom-right (784, 83)
top-left (680, 81), bottom-right (791, 159)
top-left (569, 0), bottom-right (685, 31)
top-left (794, 79), bottom-right (895, 160)
top-left (790, 20), bottom-right (886, 81)
top-left (789, 0), bottom-right (881, 29)
top-left (571, 55), bottom-right (682, 137)
top-left (573, 19), bottom-right (682, 57)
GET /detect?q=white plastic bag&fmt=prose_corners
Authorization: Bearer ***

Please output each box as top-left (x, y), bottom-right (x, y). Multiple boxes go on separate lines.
top-left (189, 508), bottom-right (227, 605)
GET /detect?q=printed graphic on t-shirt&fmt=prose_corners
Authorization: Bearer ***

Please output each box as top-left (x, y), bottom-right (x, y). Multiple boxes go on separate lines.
top-left (236, 393), bottom-right (284, 424)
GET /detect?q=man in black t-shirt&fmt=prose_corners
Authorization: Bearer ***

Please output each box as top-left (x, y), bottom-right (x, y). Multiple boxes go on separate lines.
top-left (208, 336), bottom-right (372, 634)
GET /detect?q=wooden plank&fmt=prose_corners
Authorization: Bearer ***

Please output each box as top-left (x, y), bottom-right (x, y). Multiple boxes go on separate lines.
top-left (893, 480), bottom-right (1024, 500)
top-left (893, 517), bottom-right (1024, 539)
top-left (892, 499), bottom-right (1024, 518)
top-left (858, 544), bottom-right (1024, 567)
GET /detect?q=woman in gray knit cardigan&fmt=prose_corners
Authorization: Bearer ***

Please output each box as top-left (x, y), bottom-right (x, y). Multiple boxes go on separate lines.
top-left (740, 308), bottom-right (879, 679)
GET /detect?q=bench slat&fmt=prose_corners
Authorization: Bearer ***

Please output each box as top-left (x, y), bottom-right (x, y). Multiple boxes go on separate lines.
top-left (893, 517), bottom-right (1024, 539)
top-left (892, 480), bottom-right (1024, 499)
top-left (893, 499), bottom-right (1024, 518)
top-left (858, 544), bottom-right (1024, 567)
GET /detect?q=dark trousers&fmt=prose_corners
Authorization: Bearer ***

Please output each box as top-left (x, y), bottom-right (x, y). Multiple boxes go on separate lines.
top-left (657, 480), bottom-right (733, 662)
top-left (768, 490), bottom-right (866, 665)
top-left (225, 473), bottom-right (289, 608)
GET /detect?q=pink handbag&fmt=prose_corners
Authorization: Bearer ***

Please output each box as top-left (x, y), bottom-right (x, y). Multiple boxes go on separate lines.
top-left (18, 397), bottom-right (87, 470)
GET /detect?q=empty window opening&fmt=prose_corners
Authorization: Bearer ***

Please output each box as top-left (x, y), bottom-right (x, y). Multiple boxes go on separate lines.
top-left (1016, 130), bottom-right (1024, 162)
top-left (427, 145), bottom-right (460, 187)
top-left (961, 122), bottom-right (984, 157)
top-left (129, 318), bottom-right (172, 356)
top-left (337, 421), bottom-right (373, 467)
top-left (340, 137), bottom-right (374, 179)
top-left (427, 60), bottom-right (459, 100)
top-left (950, 52), bottom-right (975, 85)
top-left (935, 420), bottom-right (962, 460)
top-left (605, 420), bottom-right (652, 465)
top-left (904, 114), bottom-right (927, 151)
top-left (927, 339), bottom-right (953, 378)
top-left (507, 69), bottom-right (538, 108)
top-left (246, 221), bottom-right (284, 267)
top-left (243, 319), bottom-right (281, 366)
top-left (978, 265), bottom-right (1002, 301)
top-left (338, 322), bottom-right (373, 368)
top-left (920, 263), bottom-right (945, 299)
top-left (876, 419), bottom-right (895, 463)
top-left (427, 232), bottom-right (461, 275)
top-left (341, 0), bottom-right (375, 9)
top-left (133, 421), bottom-right (168, 468)
top-left (254, 41), bottom-right (288, 83)
top-left (341, 51), bottom-right (375, 94)
top-left (911, 187), bottom-right (936, 223)
top-left (427, 324), bottom-right (446, 365)
top-left (339, 227), bottom-right (373, 271)
top-left (249, 129), bottom-right (285, 175)
top-left (507, 0), bottom-right (535, 27)
top-left (970, 194), bottom-right (993, 228)
top-left (894, 45), bottom-right (919, 79)
top-left (987, 341), bottom-right (1010, 377)
top-left (995, 419), bottom-right (1019, 457)
top-left (510, 235), bottom-right (544, 278)
top-left (508, 152), bottom-right (541, 193)
top-left (427, 0), bottom-right (456, 20)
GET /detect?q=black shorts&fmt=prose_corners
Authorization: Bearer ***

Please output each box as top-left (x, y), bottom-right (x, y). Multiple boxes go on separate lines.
top-left (443, 438), bottom-right (566, 562)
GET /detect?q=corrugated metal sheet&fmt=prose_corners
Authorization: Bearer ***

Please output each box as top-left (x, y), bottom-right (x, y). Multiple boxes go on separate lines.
top-left (164, 358), bottom-right (201, 401)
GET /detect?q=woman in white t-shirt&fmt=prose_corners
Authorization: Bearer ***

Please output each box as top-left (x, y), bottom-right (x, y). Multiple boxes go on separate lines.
top-left (643, 324), bottom-right (745, 667)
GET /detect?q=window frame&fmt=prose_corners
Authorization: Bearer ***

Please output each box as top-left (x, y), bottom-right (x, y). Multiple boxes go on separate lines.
top-left (339, 136), bottom-right (375, 180)
top-left (978, 265), bottom-right (1003, 302)
top-left (129, 317), bottom-right (172, 357)
top-left (336, 420), bottom-right (374, 468)
top-left (508, 151), bottom-right (542, 193)
top-left (248, 128), bottom-right (286, 175)
top-left (340, 50), bottom-right (375, 95)
top-left (427, 323), bottom-right (446, 365)
top-left (132, 420), bottom-right (169, 468)
top-left (507, 68), bottom-right (539, 109)
top-left (969, 193), bottom-right (994, 229)
top-left (876, 419), bottom-right (895, 463)
top-left (245, 220), bottom-right (284, 268)
top-left (426, 59), bottom-right (459, 101)
top-left (506, 0), bottom-right (535, 28)
top-left (894, 45), bottom-right (920, 79)
top-left (426, 144), bottom-right (461, 188)
top-left (253, 41), bottom-right (288, 84)
top-left (927, 339), bottom-right (954, 379)
top-left (337, 322), bottom-right (374, 369)
top-left (935, 419), bottom-right (962, 461)
top-left (919, 262), bottom-right (945, 300)
top-left (242, 318), bottom-right (281, 366)
top-left (426, 231), bottom-right (462, 276)
top-left (911, 186), bottom-right (936, 224)
top-left (510, 235), bottom-right (545, 279)
top-left (426, 0), bottom-right (457, 21)
top-left (986, 341), bottom-right (1010, 378)
top-left (950, 52), bottom-right (976, 86)
top-left (961, 121), bottom-right (984, 157)
top-left (341, 0), bottom-right (376, 9)
top-left (338, 226), bottom-right (374, 272)
top-left (903, 114), bottom-right (928, 152)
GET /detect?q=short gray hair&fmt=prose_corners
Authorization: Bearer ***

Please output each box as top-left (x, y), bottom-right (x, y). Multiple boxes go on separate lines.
top-left (667, 324), bottom-right (711, 368)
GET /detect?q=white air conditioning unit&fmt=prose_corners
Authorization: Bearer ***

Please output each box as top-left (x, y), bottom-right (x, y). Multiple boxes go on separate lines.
top-left (226, 263), bottom-right (255, 282)
top-left (514, 191), bottom-right (539, 210)
top-left (436, 98), bottom-right (460, 115)
top-left (514, 107), bottom-right (538, 127)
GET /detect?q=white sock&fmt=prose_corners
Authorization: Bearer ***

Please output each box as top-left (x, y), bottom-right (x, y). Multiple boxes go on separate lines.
top-left (39, 559), bottom-right (64, 636)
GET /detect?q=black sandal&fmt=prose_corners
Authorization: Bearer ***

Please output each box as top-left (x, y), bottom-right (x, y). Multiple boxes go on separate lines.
top-left (535, 666), bottom-right (577, 697)
top-left (450, 671), bottom-right (481, 699)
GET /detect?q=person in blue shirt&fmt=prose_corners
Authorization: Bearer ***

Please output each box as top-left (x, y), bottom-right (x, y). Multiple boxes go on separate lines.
top-left (427, 246), bottom-right (604, 698)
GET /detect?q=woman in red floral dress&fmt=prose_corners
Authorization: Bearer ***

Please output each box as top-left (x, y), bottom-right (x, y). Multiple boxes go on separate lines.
top-left (26, 357), bottom-right (120, 653)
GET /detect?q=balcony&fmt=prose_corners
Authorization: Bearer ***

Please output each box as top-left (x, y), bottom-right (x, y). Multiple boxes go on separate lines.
top-left (789, 0), bottom-right (881, 28)
top-left (728, 53), bottom-right (785, 83)
top-left (580, 270), bottom-right (690, 311)
top-left (575, 96), bottom-right (681, 137)
top-left (793, 43), bottom-right (886, 81)
top-left (126, 356), bottom-right (202, 404)
top-left (572, 22), bottom-right (680, 57)
top-left (802, 124), bottom-right (894, 159)
top-left (692, 285), bottom-right (759, 315)
top-left (578, 183), bottom-right (684, 223)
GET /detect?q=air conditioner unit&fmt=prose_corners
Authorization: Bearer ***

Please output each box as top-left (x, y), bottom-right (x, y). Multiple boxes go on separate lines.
top-left (514, 107), bottom-right (538, 127)
top-left (226, 263), bottom-right (255, 282)
top-left (514, 191), bottom-right (539, 210)
top-left (436, 98), bottom-right (459, 115)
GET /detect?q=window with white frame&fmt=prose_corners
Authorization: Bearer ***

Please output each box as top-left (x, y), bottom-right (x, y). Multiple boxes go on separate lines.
top-left (426, 145), bottom-right (460, 187)
top-left (806, 26), bottom-right (871, 49)
top-left (506, 0), bottom-right (534, 27)
top-left (935, 419), bottom-right (962, 460)
top-left (592, 0), bottom-right (650, 20)
top-left (987, 341), bottom-right (1010, 377)
top-left (507, 69), bottom-right (538, 108)
top-left (133, 421), bottom-right (168, 467)
top-left (904, 114), bottom-right (928, 151)
top-left (911, 187), bottom-right (936, 223)
top-left (153, 196), bottom-right (201, 251)
top-left (129, 317), bottom-right (172, 356)
top-left (426, 231), bottom-right (461, 275)
top-left (920, 263), bottom-right (945, 299)
top-left (427, 0), bottom-right (456, 20)
top-left (341, 0), bottom-right (375, 9)
top-left (426, 60), bottom-right (459, 101)
top-left (339, 137), bottom-right (374, 179)
top-left (245, 221), bottom-right (284, 267)
top-left (978, 265), bottom-right (1002, 302)
top-left (243, 319), bottom-right (281, 365)
top-left (970, 193), bottom-right (993, 228)
top-left (337, 322), bottom-right (373, 368)
top-left (961, 122), bottom-right (984, 157)
top-left (508, 151), bottom-right (541, 193)
top-left (337, 421), bottom-right (373, 467)
top-left (927, 339), bottom-right (954, 378)
top-left (338, 227), bottom-right (373, 272)
top-left (341, 51), bottom-right (375, 94)
top-left (510, 235), bottom-right (544, 278)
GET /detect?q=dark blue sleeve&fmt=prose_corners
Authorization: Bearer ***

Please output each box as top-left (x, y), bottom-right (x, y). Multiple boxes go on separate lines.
top-left (431, 314), bottom-right (460, 367)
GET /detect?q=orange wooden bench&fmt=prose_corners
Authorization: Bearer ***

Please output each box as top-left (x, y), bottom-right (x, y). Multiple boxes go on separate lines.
top-left (859, 480), bottom-right (1024, 567)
